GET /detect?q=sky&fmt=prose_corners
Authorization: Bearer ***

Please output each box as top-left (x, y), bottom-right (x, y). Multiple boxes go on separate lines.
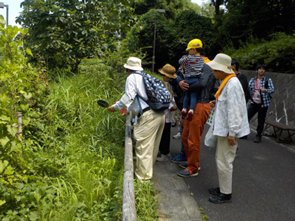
top-left (0, 0), bottom-right (205, 28)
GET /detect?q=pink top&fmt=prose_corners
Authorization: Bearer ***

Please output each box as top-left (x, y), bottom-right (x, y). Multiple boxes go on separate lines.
top-left (252, 78), bottom-right (261, 104)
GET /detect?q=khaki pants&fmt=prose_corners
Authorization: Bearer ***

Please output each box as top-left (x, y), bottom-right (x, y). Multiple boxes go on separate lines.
top-left (215, 136), bottom-right (238, 194)
top-left (134, 110), bottom-right (165, 180)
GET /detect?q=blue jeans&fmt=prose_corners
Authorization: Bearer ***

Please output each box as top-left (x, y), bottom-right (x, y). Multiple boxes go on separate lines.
top-left (183, 77), bottom-right (199, 111)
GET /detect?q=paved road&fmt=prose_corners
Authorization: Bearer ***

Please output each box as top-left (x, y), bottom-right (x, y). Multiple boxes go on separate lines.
top-left (170, 124), bottom-right (295, 221)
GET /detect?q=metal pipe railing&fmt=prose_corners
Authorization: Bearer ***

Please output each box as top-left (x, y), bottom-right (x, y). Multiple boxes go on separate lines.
top-left (122, 115), bottom-right (136, 221)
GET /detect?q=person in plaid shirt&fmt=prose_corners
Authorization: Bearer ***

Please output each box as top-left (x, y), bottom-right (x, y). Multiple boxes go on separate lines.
top-left (248, 64), bottom-right (275, 143)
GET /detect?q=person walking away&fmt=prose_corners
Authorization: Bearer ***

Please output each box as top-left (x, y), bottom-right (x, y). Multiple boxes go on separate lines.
top-left (179, 39), bottom-right (204, 121)
top-left (107, 57), bottom-right (165, 182)
top-left (157, 64), bottom-right (178, 161)
top-left (206, 53), bottom-right (250, 203)
top-left (248, 64), bottom-right (275, 143)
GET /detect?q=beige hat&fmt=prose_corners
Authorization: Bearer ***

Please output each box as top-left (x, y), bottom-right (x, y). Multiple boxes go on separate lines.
top-left (123, 57), bottom-right (143, 71)
top-left (207, 53), bottom-right (235, 74)
top-left (158, 64), bottom-right (177, 79)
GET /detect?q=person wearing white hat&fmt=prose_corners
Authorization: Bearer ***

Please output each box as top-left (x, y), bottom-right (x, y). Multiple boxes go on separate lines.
top-left (206, 53), bottom-right (250, 203)
top-left (108, 57), bottom-right (165, 182)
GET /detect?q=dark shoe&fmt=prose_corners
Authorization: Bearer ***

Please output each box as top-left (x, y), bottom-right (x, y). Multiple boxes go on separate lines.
top-left (208, 187), bottom-right (220, 195)
top-left (171, 122), bottom-right (176, 127)
top-left (209, 193), bottom-right (232, 204)
top-left (170, 153), bottom-right (187, 163)
top-left (239, 135), bottom-right (248, 139)
top-left (254, 135), bottom-right (261, 143)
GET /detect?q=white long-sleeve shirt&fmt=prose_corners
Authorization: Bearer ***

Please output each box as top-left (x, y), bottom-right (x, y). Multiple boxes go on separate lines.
top-left (113, 71), bottom-right (149, 116)
top-left (213, 77), bottom-right (250, 138)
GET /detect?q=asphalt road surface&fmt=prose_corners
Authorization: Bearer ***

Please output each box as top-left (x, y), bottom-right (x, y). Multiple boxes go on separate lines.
top-left (170, 124), bottom-right (295, 221)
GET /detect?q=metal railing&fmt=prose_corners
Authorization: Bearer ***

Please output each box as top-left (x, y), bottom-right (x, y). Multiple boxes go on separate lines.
top-left (122, 115), bottom-right (136, 221)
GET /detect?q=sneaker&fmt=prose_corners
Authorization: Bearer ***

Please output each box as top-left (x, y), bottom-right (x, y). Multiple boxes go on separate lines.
top-left (177, 168), bottom-right (198, 177)
top-left (254, 135), bottom-right (261, 143)
top-left (170, 153), bottom-right (187, 163)
top-left (179, 163), bottom-right (201, 170)
top-left (156, 153), bottom-right (171, 162)
top-left (173, 132), bottom-right (181, 139)
top-left (187, 109), bottom-right (194, 121)
top-left (181, 108), bottom-right (187, 118)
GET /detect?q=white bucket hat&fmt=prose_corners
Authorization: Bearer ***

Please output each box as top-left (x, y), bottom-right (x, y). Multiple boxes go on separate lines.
top-left (207, 53), bottom-right (235, 74)
top-left (123, 57), bottom-right (143, 71)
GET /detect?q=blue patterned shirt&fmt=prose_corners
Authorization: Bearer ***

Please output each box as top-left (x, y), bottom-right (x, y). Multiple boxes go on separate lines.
top-left (248, 76), bottom-right (275, 108)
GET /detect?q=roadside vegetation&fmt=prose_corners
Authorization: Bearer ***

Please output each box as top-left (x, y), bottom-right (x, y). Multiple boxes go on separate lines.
top-left (0, 23), bottom-right (159, 220)
top-left (1, 0), bottom-right (294, 220)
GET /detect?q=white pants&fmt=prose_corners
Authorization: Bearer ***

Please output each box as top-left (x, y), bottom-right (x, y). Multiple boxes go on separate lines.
top-left (134, 110), bottom-right (165, 180)
top-left (215, 136), bottom-right (238, 194)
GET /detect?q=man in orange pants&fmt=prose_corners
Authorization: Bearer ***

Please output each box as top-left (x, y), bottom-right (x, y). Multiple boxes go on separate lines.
top-left (177, 63), bottom-right (214, 177)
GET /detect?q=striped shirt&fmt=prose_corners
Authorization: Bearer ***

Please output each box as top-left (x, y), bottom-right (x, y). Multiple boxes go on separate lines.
top-left (179, 55), bottom-right (204, 78)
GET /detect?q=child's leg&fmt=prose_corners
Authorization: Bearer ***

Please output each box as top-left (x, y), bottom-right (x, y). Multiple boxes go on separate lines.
top-left (183, 92), bottom-right (190, 110)
top-left (189, 91), bottom-right (198, 111)
top-left (182, 92), bottom-right (190, 117)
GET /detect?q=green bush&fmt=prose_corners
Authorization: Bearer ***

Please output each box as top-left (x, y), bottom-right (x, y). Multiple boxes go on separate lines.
top-left (224, 32), bottom-right (295, 73)
top-left (0, 24), bottom-right (159, 218)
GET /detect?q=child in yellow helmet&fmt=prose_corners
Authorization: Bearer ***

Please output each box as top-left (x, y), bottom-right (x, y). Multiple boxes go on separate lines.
top-left (179, 39), bottom-right (204, 121)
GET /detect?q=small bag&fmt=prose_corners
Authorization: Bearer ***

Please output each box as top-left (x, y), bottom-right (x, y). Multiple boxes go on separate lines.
top-left (204, 125), bottom-right (217, 148)
top-left (206, 108), bottom-right (215, 126)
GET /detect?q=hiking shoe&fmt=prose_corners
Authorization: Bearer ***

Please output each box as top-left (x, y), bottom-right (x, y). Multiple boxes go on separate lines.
top-left (254, 135), bottom-right (261, 143)
top-left (177, 168), bottom-right (198, 177)
top-left (179, 163), bottom-right (201, 170)
top-left (187, 109), bottom-right (194, 121)
top-left (208, 187), bottom-right (220, 195)
top-left (170, 153), bottom-right (187, 163)
top-left (156, 153), bottom-right (171, 162)
top-left (209, 193), bottom-right (232, 204)
top-left (181, 108), bottom-right (187, 118)
top-left (173, 132), bottom-right (181, 139)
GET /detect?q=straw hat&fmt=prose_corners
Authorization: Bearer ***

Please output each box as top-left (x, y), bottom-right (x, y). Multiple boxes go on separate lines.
top-left (158, 64), bottom-right (177, 79)
top-left (123, 57), bottom-right (143, 71)
top-left (207, 53), bottom-right (235, 74)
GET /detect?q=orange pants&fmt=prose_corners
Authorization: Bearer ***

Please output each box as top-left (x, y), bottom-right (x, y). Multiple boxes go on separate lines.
top-left (182, 103), bottom-right (211, 172)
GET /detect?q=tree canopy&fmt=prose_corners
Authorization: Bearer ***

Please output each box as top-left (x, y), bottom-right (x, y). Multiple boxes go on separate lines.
top-left (17, 0), bottom-right (135, 72)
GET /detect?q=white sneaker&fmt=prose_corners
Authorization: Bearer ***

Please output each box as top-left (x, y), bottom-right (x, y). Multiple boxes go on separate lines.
top-left (156, 153), bottom-right (171, 162)
top-left (173, 132), bottom-right (181, 139)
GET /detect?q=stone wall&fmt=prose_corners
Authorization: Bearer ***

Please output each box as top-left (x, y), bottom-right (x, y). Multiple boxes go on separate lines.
top-left (241, 70), bottom-right (295, 142)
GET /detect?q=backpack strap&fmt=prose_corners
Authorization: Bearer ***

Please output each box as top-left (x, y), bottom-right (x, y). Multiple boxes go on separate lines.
top-left (265, 77), bottom-right (269, 89)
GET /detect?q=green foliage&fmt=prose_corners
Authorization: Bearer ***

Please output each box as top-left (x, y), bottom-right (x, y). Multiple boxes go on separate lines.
top-left (16, 0), bottom-right (135, 72)
top-left (133, 0), bottom-right (200, 17)
top-left (217, 0), bottom-right (295, 49)
top-left (224, 32), bottom-right (295, 73)
top-left (134, 180), bottom-right (159, 220)
top-left (126, 8), bottom-right (214, 71)
top-left (0, 21), bottom-right (159, 219)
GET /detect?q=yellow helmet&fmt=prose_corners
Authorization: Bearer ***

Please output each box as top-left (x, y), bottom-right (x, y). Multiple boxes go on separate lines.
top-left (186, 39), bottom-right (203, 50)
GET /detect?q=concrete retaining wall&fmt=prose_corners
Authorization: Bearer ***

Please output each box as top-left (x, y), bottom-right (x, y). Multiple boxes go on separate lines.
top-left (241, 70), bottom-right (295, 142)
